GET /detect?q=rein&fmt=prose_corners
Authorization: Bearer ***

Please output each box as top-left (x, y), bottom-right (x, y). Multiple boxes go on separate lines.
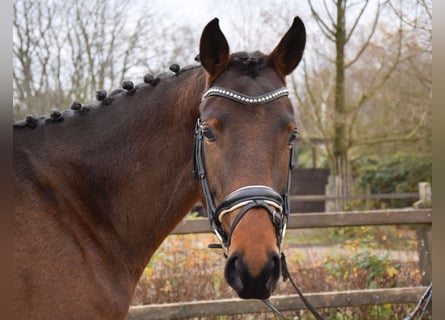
top-left (404, 283), bottom-right (432, 320)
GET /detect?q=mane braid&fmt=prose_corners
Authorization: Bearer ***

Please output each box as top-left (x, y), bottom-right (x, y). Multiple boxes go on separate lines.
top-left (13, 64), bottom-right (202, 130)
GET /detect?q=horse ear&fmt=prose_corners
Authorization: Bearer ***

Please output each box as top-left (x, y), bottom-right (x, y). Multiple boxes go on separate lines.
top-left (199, 18), bottom-right (230, 81)
top-left (268, 16), bottom-right (306, 79)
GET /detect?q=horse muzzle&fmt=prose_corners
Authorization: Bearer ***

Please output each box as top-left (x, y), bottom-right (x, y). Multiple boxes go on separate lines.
top-left (224, 250), bottom-right (281, 299)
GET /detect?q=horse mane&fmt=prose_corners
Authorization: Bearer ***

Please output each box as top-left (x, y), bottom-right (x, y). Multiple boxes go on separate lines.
top-left (13, 64), bottom-right (202, 130)
top-left (13, 51), bottom-right (268, 131)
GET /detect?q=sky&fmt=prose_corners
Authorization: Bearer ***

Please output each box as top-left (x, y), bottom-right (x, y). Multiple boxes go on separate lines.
top-left (126, 0), bottom-right (389, 63)
top-left (131, 0), bottom-right (316, 53)
top-left (143, 0), bottom-right (275, 28)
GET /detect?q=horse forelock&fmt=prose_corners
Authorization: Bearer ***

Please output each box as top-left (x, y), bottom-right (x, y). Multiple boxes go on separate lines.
top-left (230, 51), bottom-right (268, 78)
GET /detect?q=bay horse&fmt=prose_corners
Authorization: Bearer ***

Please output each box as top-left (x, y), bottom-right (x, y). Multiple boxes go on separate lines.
top-left (13, 17), bottom-right (306, 319)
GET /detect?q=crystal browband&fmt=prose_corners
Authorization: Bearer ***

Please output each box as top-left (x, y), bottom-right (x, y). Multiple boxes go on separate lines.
top-left (201, 86), bottom-right (289, 105)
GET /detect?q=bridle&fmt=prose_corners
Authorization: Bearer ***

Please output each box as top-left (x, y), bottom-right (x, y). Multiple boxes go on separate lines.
top-left (192, 85), bottom-right (432, 320)
top-left (193, 85), bottom-right (294, 256)
top-left (192, 85), bottom-right (326, 319)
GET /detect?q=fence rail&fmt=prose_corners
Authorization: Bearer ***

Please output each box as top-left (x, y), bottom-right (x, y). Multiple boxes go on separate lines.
top-left (128, 208), bottom-right (432, 319)
top-left (171, 208), bottom-right (431, 235)
top-left (128, 287), bottom-right (427, 320)
top-left (289, 192), bottom-right (419, 202)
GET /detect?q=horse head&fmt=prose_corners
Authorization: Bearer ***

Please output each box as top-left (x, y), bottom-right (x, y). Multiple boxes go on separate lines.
top-left (195, 17), bottom-right (306, 299)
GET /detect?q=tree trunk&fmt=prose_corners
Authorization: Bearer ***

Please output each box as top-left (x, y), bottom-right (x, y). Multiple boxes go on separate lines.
top-left (331, 154), bottom-right (352, 210)
top-left (332, 0), bottom-right (351, 209)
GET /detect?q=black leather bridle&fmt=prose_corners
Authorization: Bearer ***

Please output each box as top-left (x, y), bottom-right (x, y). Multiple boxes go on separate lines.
top-left (192, 85), bottom-right (331, 320)
top-left (194, 86), bottom-right (433, 320)
top-left (193, 85), bottom-right (295, 256)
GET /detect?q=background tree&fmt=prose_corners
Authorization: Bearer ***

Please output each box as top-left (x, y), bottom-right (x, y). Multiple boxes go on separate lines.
top-left (284, 0), bottom-right (431, 208)
top-left (13, 0), bottom-right (432, 204)
top-left (297, 0), bottom-right (403, 206)
top-left (13, 0), bottom-right (196, 121)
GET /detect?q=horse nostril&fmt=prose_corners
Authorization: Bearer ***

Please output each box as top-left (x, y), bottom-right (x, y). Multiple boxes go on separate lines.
top-left (272, 253), bottom-right (280, 273)
top-left (266, 253), bottom-right (281, 291)
top-left (224, 252), bottom-right (244, 292)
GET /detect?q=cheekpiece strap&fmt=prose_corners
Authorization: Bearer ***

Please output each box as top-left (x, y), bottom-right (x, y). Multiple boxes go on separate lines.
top-left (202, 86), bottom-right (289, 105)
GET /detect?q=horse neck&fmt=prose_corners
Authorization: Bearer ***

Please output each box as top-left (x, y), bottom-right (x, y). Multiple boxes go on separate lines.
top-left (105, 69), bottom-right (206, 275)
top-left (15, 67), bottom-right (205, 281)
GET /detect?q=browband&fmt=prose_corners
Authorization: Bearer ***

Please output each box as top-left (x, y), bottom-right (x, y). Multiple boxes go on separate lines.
top-left (202, 86), bottom-right (289, 105)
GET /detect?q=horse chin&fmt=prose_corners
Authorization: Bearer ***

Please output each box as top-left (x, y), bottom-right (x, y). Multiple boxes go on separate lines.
top-left (228, 275), bottom-right (276, 300)
top-left (237, 288), bottom-right (273, 300)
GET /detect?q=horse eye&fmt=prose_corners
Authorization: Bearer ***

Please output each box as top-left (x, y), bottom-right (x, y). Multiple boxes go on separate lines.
top-left (288, 130), bottom-right (299, 144)
top-left (202, 127), bottom-right (217, 142)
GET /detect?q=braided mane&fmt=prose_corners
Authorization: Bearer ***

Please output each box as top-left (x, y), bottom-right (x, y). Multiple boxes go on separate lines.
top-left (13, 64), bottom-right (202, 130)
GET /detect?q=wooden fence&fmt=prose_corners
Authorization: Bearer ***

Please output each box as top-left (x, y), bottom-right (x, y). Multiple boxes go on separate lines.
top-left (127, 207), bottom-right (432, 320)
top-left (128, 287), bottom-right (427, 320)
top-left (289, 192), bottom-right (419, 202)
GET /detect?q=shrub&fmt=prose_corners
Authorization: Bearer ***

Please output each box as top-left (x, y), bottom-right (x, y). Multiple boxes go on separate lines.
top-left (132, 231), bottom-right (422, 319)
top-left (354, 153), bottom-right (431, 208)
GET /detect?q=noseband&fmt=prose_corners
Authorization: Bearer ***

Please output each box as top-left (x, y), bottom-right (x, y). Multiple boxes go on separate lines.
top-left (193, 86), bottom-right (295, 256)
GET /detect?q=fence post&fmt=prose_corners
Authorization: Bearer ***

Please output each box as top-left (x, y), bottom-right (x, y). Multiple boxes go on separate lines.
top-left (413, 182), bottom-right (432, 283)
top-left (325, 175), bottom-right (336, 212)
top-left (413, 182), bottom-right (432, 318)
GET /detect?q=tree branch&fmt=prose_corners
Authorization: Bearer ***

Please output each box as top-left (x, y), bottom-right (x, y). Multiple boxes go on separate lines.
top-left (308, 0), bottom-right (337, 40)
top-left (345, 2), bottom-right (380, 69)
top-left (352, 134), bottom-right (431, 148)
top-left (345, 0), bottom-right (370, 43)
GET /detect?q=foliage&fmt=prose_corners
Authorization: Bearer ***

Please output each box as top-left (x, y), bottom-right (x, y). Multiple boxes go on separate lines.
top-left (321, 238), bottom-right (421, 320)
top-left (132, 227), bottom-right (421, 319)
top-left (132, 234), bottom-right (234, 305)
top-left (353, 152), bottom-right (431, 208)
top-left (324, 240), bottom-right (401, 290)
top-left (355, 153), bottom-right (432, 193)
top-left (329, 226), bottom-right (417, 251)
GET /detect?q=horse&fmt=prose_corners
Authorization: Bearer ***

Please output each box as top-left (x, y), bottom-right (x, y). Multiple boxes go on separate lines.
top-left (13, 17), bottom-right (306, 319)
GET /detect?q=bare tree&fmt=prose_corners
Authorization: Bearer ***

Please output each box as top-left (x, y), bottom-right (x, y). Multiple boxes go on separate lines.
top-left (13, 0), bottom-right (62, 118)
top-left (350, 0), bottom-right (432, 155)
top-left (289, 0), bottom-right (408, 207)
top-left (389, 0), bottom-right (431, 49)
top-left (207, 0), bottom-right (431, 204)
top-left (388, 0), bottom-right (431, 96)
top-left (288, 0), bottom-right (432, 208)
top-left (13, 0), bottom-right (198, 121)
